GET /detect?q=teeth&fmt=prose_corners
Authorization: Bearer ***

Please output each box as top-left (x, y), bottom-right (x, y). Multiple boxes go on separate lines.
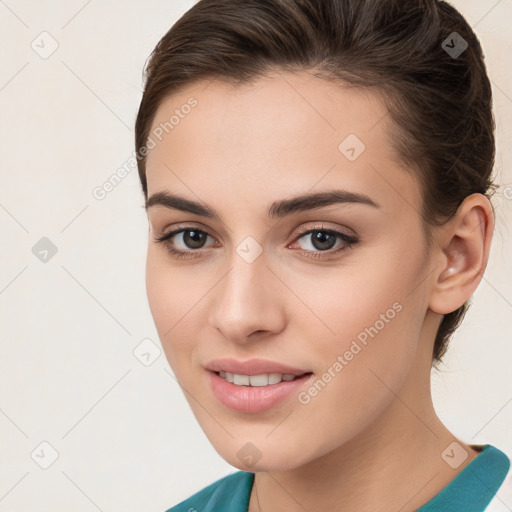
top-left (249, 374), bottom-right (268, 386)
top-left (268, 373), bottom-right (282, 385)
top-left (233, 374), bottom-right (250, 385)
top-left (218, 371), bottom-right (300, 386)
top-left (219, 371), bottom-right (235, 382)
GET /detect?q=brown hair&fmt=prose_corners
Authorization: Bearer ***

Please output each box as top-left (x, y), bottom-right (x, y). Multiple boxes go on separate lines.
top-left (135, 0), bottom-right (496, 364)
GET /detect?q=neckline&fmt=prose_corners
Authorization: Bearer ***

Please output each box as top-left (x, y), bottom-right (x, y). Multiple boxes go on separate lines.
top-left (243, 444), bottom-right (510, 511)
top-left (416, 443), bottom-right (510, 510)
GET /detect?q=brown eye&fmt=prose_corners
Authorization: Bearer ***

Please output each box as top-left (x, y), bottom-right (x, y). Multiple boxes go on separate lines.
top-left (154, 227), bottom-right (217, 259)
top-left (304, 230), bottom-right (338, 251)
top-left (289, 227), bottom-right (359, 260)
top-left (179, 229), bottom-right (208, 249)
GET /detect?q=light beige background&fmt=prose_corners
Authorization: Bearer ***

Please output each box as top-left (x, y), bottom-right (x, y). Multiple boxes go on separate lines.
top-left (0, 1), bottom-right (511, 510)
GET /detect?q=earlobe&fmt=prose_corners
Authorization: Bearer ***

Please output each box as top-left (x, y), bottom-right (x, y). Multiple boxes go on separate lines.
top-left (428, 193), bottom-right (494, 315)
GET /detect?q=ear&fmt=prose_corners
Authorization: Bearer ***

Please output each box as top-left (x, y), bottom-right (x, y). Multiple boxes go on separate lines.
top-left (429, 193), bottom-right (494, 315)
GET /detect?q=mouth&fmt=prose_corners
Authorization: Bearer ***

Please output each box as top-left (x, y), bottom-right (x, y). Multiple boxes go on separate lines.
top-left (204, 358), bottom-right (314, 413)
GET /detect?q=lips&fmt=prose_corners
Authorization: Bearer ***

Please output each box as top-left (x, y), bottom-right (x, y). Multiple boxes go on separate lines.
top-left (207, 370), bottom-right (314, 413)
top-left (204, 357), bottom-right (311, 376)
top-left (204, 357), bottom-right (314, 413)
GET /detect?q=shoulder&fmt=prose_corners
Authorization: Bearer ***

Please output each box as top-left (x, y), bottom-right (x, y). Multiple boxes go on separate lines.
top-left (163, 470), bottom-right (254, 512)
top-left (485, 445), bottom-right (512, 511)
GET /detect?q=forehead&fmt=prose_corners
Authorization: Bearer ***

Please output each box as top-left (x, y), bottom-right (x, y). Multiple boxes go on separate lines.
top-left (145, 71), bottom-right (422, 219)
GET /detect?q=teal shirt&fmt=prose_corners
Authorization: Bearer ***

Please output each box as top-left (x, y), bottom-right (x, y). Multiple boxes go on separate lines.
top-left (164, 444), bottom-right (510, 512)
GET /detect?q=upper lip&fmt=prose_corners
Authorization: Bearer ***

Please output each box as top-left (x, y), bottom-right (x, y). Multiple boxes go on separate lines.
top-left (205, 358), bottom-right (311, 376)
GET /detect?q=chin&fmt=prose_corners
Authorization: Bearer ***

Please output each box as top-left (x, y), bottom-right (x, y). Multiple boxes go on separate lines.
top-left (216, 440), bottom-right (312, 473)
top-left (231, 456), bottom-right (300, 473)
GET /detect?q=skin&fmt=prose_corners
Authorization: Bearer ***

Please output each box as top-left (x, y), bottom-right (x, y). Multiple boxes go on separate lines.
top-left (144, 71), bottom-right (494, 512)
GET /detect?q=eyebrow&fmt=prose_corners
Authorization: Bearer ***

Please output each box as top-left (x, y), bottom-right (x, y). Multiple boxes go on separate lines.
top-left (145, 189), bottom-right (381, 220)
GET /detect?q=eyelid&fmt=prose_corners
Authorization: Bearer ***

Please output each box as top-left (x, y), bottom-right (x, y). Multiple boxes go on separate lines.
top-left (155, 221), bottom-right (354, 243)
top-left (154, 221), bottom-right (359, 259)
top-left (154, 222), bottom-right (217, 242)
top-left (153, 224), bottom-right (218, 248)
top-left (292, 221), bottom-right (356, 239)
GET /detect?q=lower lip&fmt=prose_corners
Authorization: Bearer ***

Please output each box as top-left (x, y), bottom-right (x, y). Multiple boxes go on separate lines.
top-left (207, 370), bottom-right (314, 414)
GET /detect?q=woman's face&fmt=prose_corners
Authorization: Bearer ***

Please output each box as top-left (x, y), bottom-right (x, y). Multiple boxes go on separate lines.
top-left (144, 71), bottom-right (438, 471)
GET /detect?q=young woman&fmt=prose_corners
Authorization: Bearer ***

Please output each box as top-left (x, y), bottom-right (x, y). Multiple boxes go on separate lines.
top-left (134, 0), bottom-right (511, 510)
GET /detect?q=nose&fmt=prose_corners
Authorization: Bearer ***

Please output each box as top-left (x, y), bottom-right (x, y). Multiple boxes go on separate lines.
top-left (208, 251), bottom-right (286, 344)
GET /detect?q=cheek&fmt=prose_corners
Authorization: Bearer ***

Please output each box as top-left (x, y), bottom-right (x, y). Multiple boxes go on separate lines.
top-left (145, 248), bottom-right (196, 370)
top-left (281, 265), bottom-right (426, 460)
top-left (297, 241), bottom-right (424, 352)
top-left (145, 247), bottom-right (171, 333)
top-left (297, 237), bottom-right (428, 399)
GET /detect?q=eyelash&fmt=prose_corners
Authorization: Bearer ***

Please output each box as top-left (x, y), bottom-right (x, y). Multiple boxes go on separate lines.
top-left (154, 224), bottom-right (359, 261)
